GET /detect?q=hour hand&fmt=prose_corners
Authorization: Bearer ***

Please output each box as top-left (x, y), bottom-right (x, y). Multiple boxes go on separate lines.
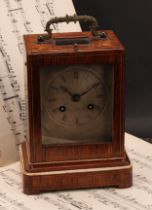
top-left (60, 86), bottom-right (73, 96)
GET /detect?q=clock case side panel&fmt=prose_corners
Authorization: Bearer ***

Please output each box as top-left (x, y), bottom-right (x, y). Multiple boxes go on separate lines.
top-left (26, 55), bottom-right (42, 163)
top-left (113, 52), bottom-right (125, 156)
top-left (26, 49), bottom-right (125, 164)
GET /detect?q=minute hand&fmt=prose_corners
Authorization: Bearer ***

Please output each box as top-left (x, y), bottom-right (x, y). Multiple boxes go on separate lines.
top-left (80, 82), bottom-right (100, 96)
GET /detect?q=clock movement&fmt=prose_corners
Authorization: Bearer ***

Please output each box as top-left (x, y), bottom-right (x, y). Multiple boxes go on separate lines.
top-left (20, 15), bottom-right (132, 194)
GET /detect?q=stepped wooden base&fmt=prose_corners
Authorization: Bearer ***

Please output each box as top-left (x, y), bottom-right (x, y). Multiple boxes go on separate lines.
top-left (20, 142), bottom-right (132, 195)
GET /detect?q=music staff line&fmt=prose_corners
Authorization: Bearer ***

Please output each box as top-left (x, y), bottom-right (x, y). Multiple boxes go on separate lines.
top-left (34, 194), bottom-right (76, 210)
top-left (5, 0), bottom-right (24, 54)
top-left (134, 181), bottom-right (152, 195)
top-left (35, 0), bottom-right (59, 31)
top-left (57, 193), bottom-right (92, 210)
top-left (0, 38), bottom-right (26, 142)
top-left (89, 189), bottom-right (152, 210)
top-left (0, 192), bottom-right (31, 210)
top-left (127, 147), bottom-right (152, 162)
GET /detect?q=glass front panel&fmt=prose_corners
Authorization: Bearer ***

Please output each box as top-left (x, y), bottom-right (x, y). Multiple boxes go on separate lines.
top-left (39, 64), bottom-right (113, 145)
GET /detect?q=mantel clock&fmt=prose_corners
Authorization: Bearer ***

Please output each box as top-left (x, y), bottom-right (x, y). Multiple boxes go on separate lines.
top-left (20, 15), bottom-right (132, 194)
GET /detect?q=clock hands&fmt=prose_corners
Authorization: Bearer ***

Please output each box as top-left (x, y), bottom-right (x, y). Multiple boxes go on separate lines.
top-left (60, 82), bottom-right (101, 103)
top-left (79, 82), bottom-right (100, 96)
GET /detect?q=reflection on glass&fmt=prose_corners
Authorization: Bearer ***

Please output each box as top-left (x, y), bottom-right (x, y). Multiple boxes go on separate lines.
top-left (40, 64), bottom-right (113, 145)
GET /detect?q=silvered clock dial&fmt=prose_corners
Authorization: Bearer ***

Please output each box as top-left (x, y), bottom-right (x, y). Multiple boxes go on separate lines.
top-left (45, 66), bottom-right (106, 126)
top-left (40, 64), bottom-right (113, 145)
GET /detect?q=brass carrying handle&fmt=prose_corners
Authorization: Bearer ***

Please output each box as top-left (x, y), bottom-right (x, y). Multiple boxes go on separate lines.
top-left (45, 14), bottom-right (99, 39)
top-left (37, 14), bottom-right (107, 42)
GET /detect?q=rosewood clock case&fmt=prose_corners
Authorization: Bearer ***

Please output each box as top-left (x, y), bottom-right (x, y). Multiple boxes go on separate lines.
top-left (20, 25), bottom-right (132, 194)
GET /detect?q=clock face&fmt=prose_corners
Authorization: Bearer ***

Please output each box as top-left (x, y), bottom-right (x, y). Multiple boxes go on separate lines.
top-left (45, 66), bottom-right (106, 127)
top-left (40, 64), bottom-right (113, 145)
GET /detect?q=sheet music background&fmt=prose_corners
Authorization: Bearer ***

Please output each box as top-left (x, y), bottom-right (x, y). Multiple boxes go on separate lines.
top-left (0, 0), bottom-right (81, 166)
top-left (0, 133), bottom-right (152, 210)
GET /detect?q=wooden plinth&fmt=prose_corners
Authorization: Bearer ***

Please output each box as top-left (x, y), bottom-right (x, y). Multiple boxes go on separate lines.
top-left (20, 142), bottom-right (132, 195)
